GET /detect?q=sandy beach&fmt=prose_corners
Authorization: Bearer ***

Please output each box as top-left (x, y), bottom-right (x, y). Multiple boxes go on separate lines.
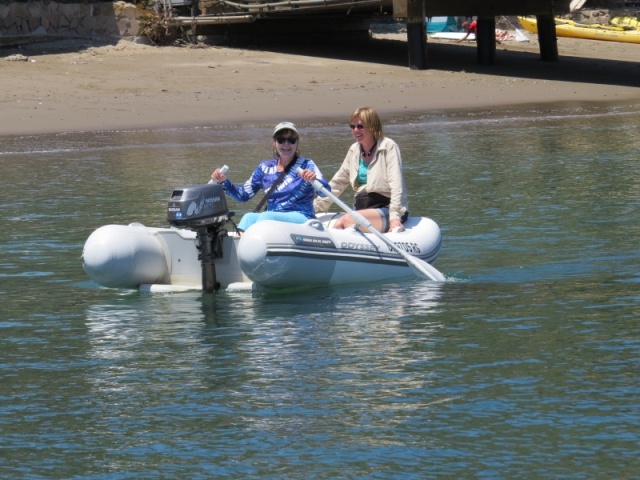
top-left (1, 31), bottom-right (639, 136)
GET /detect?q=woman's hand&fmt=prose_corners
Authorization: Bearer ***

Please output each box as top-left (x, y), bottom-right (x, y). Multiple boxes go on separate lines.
top-left (390, 219), bottom-right (403, 232)
top-left (211, 168), bottom-right (227, 184)
top-left (298, 168), bottom-right (316, 183)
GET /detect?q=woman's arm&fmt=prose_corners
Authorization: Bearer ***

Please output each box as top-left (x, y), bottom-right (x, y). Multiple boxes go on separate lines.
top-left (222, 164), bottom-right (265, 203)
top-left (384, 141), bottom-right (408, 223)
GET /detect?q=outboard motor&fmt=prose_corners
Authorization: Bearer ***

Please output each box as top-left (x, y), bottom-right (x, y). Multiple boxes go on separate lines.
top-left (167, 184), bottom-right (230, 292)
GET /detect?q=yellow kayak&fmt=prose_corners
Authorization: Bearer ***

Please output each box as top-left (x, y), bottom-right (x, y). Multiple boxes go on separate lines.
top-left (554, 17), bottom-right (629, 31)
top-left (610, 16), bottom-right (640, 29)
top-left (518, 16), bottom-right (640, 44)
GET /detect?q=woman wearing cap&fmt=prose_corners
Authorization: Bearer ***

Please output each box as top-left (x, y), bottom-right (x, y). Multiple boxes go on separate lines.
top-left (210, 121), bottom-right (330, 233)
top-left (313, 106), bottom-right (408, 233)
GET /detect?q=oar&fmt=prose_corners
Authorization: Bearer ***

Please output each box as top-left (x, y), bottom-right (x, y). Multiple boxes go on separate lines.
top-left (298, 168), bottom-right (445, 282)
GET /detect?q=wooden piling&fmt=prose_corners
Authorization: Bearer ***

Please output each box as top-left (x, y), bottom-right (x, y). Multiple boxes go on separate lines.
top-left (477, 17), bottom-right (496, 65)
top-left (536, 14), bottom-right (559, 61)
top-left (406, 0), bottom-right (427, 70)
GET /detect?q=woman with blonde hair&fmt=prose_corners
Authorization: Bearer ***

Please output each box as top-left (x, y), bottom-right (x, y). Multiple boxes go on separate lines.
top-left (314, 107), bottom-right (408, 233)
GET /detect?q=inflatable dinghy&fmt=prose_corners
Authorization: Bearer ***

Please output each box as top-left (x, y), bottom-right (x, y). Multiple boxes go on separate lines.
top-left (82, 183), bottom-right (443, 292)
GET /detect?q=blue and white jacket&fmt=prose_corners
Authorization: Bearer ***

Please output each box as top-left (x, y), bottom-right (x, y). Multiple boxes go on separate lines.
top-left (221, 156), bottom-right (330, 219)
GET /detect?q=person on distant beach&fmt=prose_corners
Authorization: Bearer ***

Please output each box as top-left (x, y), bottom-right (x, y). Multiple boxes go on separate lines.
top-left (458, 19), bottom-right (509, 44)
top-left (457, 19), bottom-right (478, 42)
top-left (211, 121), bottom-right (330, 233)
top-left (313, 107), bottom-right (408, 233)
top-left (495, 29), bottom-right (509, 43)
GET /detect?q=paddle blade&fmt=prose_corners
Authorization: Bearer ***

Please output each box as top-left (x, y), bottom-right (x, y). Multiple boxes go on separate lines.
top-left (405, 254), bottom-right (446, 282)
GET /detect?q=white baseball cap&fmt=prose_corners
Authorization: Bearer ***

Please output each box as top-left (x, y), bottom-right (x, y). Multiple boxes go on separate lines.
top-left (273, 121), bottom-right (298, 136)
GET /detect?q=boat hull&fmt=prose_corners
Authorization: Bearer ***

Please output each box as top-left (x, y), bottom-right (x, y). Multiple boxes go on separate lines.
top-left (82, 224), bottom-right (248, 290)
top-left (238, 217), bottom-right (442, 288)
top-left (82, 215), bottom-right (442, 291)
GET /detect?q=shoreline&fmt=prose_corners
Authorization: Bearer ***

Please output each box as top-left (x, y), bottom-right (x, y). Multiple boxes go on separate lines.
top-left (1, 33), bottom-right (639, 137)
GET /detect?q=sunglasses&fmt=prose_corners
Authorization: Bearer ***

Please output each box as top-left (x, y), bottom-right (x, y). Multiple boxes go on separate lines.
top-left (276, 136), bottom-right (298, 144)
top-left (349, 124), bottom-right (365, 130)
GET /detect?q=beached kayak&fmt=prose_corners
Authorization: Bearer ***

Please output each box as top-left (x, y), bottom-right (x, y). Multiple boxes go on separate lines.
top-left (518, 16), bottom-right (640, 44)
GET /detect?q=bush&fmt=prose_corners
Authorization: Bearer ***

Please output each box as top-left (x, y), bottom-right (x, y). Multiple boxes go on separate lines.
top-left (136, 3), bottom-right (181, 45)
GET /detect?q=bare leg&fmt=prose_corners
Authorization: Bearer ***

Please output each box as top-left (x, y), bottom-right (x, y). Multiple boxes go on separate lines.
top-left (332, 208), bottom-right (385, 233)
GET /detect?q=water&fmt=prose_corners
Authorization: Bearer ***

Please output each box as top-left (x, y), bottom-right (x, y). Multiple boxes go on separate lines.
top-left (1, 103), bottom-right (639, 479)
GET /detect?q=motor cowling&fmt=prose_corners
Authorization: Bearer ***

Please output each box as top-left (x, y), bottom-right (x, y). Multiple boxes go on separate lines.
top-left (167, 183), bottom-right (229, 228)
top-left (166, 183), bottom-right (231, 292)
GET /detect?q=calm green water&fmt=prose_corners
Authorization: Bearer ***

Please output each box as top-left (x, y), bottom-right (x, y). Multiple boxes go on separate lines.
top-left (1, 103), bottom-right (639, 479)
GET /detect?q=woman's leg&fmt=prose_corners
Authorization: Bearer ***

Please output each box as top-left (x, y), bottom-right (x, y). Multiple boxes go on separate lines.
top-left (237, 212), bottom-right (260, 232)
top-left (257, 211), bottom-right (309, 224)
top-left (376, 208), bottom-right (390, 233)
top-left (238, 211), bottom-right (308, 232)
top-left (332, 208), bottom-right (385, 232)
